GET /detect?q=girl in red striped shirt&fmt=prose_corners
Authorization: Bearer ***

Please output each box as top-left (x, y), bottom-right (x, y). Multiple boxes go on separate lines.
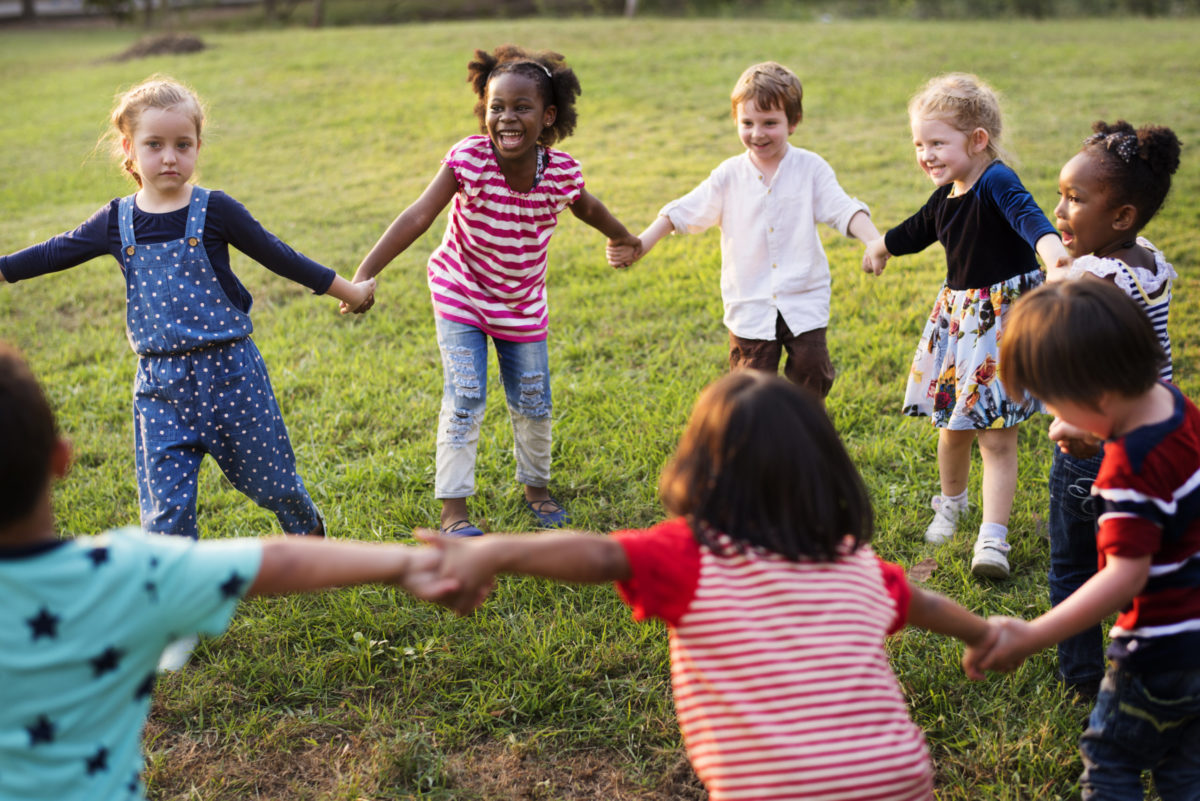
top-left (429, 371), bottom-right (996, 801)
top-left (351, 45), bottom-right (640, 537)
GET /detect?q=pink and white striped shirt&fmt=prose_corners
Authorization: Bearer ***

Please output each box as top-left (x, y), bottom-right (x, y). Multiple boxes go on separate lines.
top-left (428, 135), bottom-right (584, 342)
top-left (614, 518), bottom-right (933, 801)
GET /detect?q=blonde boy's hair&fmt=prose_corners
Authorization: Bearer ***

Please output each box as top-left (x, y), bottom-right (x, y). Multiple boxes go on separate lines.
top-left (908, 72), bottom-right (1006, 162)
top-left (107, 75), bottom-right (206, 187)
top-left (730, 62), bottom-right (803, 126)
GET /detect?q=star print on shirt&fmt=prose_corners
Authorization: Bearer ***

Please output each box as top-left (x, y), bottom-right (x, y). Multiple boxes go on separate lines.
top-left (134, 672), bottom-right (156, 700)
top-left (27, 606), bottom-right (60, 641)
top-left (90, 646), bottom-right (122, 677)
top-left (219, 571), bottom-right (247, 599)
top-left (85, 745), bottom-right (109, 775)
top-left (87, 547), bottom-right (110, 568)
top-left (26, 715), bottom-right (54, 746)
top-left (144, 580), bottom-right (159, 602)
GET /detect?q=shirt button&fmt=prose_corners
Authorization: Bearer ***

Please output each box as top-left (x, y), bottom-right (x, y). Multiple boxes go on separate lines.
top-left (769, 227), bottom-right (774, 233)
top-left (772, 263), bottom-right (777, 269)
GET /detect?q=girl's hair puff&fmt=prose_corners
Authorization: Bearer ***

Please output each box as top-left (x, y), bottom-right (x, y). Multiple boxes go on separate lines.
top-left (908, 72), bottom-right (1006, 162)
top-left (730, 61), bottom-right (803, 126)
top-left (999, 280), bottom-right (1165, 408)
top-left (106, 74), bottom-right (205, 187)
top-left (1080, 120), bottom-right (1182, 232)
top-left (467, 44), bottom-right (580, 147)
top-left (660, 371), bottom-right (873, 562)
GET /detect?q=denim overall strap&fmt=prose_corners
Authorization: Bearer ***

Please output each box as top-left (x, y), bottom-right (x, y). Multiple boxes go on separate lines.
top-left (183, 186), bottom-right (210, 242)
top-left (122, 186), bottom-right (253, 355)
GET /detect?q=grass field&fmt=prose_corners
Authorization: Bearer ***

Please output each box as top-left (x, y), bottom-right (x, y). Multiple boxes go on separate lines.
top-left (1, 16), bottom-right (1198, 800)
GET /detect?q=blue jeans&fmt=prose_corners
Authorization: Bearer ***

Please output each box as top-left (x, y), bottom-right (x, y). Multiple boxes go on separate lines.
top-left (434, 317), bottom-right (552, 499)
top-left (1048, 447), bottom-right (1106, 688)
top-left (1080, 665), bottom-right (1200, 800)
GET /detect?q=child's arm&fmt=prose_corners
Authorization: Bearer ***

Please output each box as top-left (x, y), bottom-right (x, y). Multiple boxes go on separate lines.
top-left (976, 554), bottom-right (1152, 674)
top-left (846, 210), bottom-right (882, 245)
top-left (1047, 416), bottom-right (1103, 459)
top-left (326, 274), bottom-right (377, 314)
top-left (607, 216), bottom-right (673, 268)
top-left (342, 165), bottom-right (459, 312)
top-left (905, 585), bottom-right (998, 680)
top-left (1036, 232), bottom-right (1071, 282)
top-left (569, 189), bottom-right (642, 263)
top-left (861, 236), bottom-right (891, 276)
top-left (420, 529), bottom-right (631, 615)
top-left (247, 537), bottom-right (459, 603)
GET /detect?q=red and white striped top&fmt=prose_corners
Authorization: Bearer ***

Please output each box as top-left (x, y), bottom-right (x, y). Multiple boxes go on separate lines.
top-left (428, 135), bottom-right (584, 342)
top-left (614, 518), bottom-right (933, 801)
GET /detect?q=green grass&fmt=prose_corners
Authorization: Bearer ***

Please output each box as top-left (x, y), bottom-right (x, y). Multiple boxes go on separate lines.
top-left (1, 17), bottom-right (1198, 800)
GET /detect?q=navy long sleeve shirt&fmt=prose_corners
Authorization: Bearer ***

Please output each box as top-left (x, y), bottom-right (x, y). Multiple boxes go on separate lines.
top-left (1, 190), bottom-right (336, 313)
top-left (884, 161), bottom-right (1057, 290)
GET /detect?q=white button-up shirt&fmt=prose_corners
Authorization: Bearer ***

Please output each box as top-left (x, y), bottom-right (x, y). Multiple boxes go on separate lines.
top-left (660, 145), bottom-right (868, 340)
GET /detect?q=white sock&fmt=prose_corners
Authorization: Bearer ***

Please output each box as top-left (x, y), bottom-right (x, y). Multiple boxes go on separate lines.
top-left (979, 522), bottom-right (1008, 543)
top-left (945, 489), bottom-right (968, 507)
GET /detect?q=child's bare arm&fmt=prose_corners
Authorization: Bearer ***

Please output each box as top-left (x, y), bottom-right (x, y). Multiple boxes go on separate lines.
top-left (342, 166), bottom-right (458, 312)
top-left (980, 554), bottom-right (1150, 674)
top-left (570, 189), bottom-right (641, 255)
top-left (906, 585), bottom-right (998, 680)
top-left (846, 210), bottom-right (882, 245)
top-left (608, 216), bottom-right (672, 268)
top-left (247, 538), bottom-right (458, 602)
top-left (420, 530), bottom-right (632, 615)
top-left (1036, 232), bottom-right (1072, 282)
top-left (327, 274), bottom-right (377, 314)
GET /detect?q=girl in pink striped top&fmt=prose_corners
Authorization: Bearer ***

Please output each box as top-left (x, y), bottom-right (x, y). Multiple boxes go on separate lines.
top-left (430, 371), bottom-right (999, 801)
top-left (351, 45), bottom-right (640, 537)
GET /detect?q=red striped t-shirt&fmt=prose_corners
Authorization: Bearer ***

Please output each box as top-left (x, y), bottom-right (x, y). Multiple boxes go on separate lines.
top-left (428, 135), bottom-right (584, 342)
top-left (613, 518), bottom-right (933, 801)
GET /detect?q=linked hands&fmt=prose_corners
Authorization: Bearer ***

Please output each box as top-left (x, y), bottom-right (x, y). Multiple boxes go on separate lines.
top-left (414, 528), bottom-right (498, 615)
top-left (338, 278), bottom-right (377, 315)
top-left (961, 616), bottom-right (1040, 679)
top-left (606, 234), bottom-right (643, 269)
top-left (1048, 416), bottom-right (1103, 459)
top-left (861, 237), bottom-right (891, 276)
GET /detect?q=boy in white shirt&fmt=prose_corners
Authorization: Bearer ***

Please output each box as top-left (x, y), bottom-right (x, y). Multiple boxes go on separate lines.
top-left (608, 61), bottom-right (880, 398)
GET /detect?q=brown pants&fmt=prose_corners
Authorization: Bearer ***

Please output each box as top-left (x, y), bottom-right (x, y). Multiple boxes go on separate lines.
top-left (728, 317), bottom-right (834, 399)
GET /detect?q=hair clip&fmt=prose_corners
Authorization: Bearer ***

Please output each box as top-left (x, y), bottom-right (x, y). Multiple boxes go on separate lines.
top-left (1085, 131), bottom-right (1139, 164)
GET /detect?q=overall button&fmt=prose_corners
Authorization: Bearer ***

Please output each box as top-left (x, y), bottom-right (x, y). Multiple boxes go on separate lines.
top-left (126, 246), bottom-right (136, 256)
top-left (187, 237), bottom-right (199, 247)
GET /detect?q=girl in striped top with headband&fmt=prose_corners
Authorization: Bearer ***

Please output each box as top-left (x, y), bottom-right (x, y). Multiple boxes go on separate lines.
top-left (351, 45), bottom-right (641, 537)
top-left (1044, 120), bottom-right (1182, 700)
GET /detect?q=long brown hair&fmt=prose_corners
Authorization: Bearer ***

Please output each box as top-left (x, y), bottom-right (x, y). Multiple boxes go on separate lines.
top-left (660, 371), bottom-right (873, 562)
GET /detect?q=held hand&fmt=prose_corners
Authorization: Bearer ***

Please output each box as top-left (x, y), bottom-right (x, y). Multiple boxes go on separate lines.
top-left (1048, 417), bottom-right (1102, 459)
top-left (862, 238), bottom-right (890, 276)
top-left (339, 278), bottom-right (377, 315)
top-left (606, 235), bottom-right (643, 269)
top-left (393, 545), bottom-right (462, 603)
top-left (976, 616), bottom-right (1039, 674)
top-left (414, 529), bottom-right (497, 615)
top-left (960, 619), bottom-right (1003, 681)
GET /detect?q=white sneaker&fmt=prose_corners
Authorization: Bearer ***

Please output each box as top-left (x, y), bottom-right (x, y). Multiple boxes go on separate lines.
top-left (924, 495), bottom-right (965, 544)
top-left (157, 634), bottom-right (199, 672)
top-left (971, 535), bottom-right (1011, 579)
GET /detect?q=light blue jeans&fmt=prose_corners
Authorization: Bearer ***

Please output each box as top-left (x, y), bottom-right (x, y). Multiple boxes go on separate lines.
top-left (434, 317), bottom-right (552, 499)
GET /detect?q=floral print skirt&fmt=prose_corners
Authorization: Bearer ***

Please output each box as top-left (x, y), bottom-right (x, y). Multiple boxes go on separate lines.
top-left (902, 268), bottom-right (1043, 430)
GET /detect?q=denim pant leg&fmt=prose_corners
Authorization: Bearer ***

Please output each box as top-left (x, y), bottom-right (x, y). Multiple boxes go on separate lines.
top-left (1048, 447), bottom-right (1106, 687)
top-left (494, 336), bottom-right (552, 488)
top-left (434, 318), bottom-right (489, 499)
top-left (1080, 666), bottom-right (1200, 801)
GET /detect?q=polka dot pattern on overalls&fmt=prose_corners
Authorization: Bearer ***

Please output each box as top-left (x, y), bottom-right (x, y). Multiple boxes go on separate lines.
top-left (118, 187), bottom-right (321, 538)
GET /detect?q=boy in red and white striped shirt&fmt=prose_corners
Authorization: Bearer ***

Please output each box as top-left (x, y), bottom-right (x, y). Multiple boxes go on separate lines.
top-left (977, 279), bottom-right (1200, 799)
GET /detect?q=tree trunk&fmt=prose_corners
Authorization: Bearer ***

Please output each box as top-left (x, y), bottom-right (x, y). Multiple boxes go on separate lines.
top-left (310, 0), bottom-right (325, 27)
top-left (20, 0), bottom-right (35, 20)
top-left (624, 0), bottom-right (637, 16)
top-left (264, 0), bottom-right (277, 21)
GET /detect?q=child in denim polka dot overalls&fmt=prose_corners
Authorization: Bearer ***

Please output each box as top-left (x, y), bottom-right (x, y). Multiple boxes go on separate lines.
top-left (0, 75), bottom-right (376, 539)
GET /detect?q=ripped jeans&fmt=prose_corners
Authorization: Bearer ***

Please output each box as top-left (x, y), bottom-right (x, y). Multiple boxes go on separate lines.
top-left (434, 317), bottom-right (552, 499)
